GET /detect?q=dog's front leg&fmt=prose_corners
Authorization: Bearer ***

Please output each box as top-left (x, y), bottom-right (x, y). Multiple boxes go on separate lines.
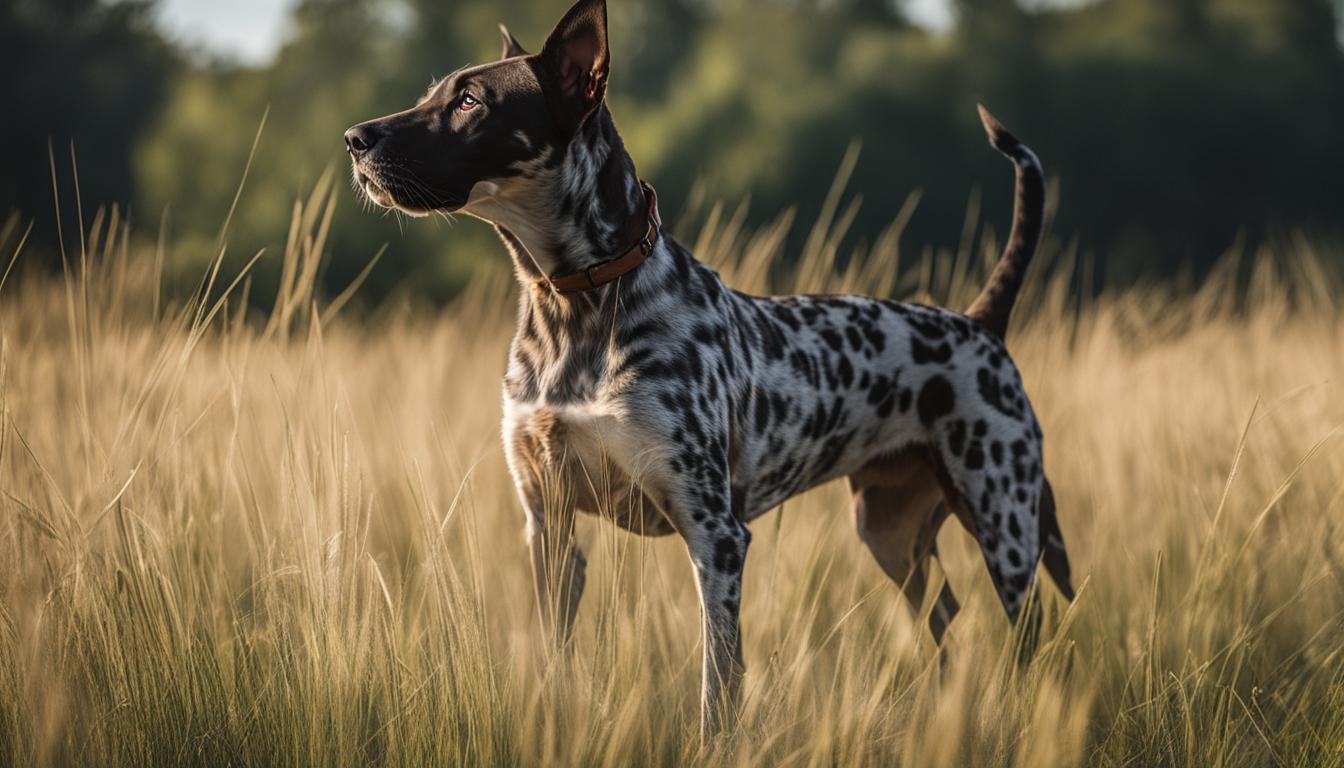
top-left (505, 422), bottom-right (586, 648)
top-left (670, 484), bottom-right (750, 739)
top-left (521, 488), bottom-right (585, 648)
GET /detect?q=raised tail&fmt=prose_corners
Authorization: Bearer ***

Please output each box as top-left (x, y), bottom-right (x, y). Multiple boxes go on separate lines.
top-left (964, 105), bottom-right (1046, 340)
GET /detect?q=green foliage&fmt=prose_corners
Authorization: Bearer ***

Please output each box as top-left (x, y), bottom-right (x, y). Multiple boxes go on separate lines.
top-left (0, 0), bottom-right (177, 262)
top-left (4, 0), bottom-right (1344, 302)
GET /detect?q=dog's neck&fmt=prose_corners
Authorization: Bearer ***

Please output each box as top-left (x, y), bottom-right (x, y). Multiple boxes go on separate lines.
top-left (464, 106), bottom-right (647, 285)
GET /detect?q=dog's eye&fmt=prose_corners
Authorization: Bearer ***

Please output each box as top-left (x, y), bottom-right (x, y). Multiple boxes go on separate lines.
top-left (459, 94), bottom-right (480, 112)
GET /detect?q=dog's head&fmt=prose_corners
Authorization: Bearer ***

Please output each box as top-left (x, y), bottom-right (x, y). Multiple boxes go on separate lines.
top-left (344, 0), bottom-right (610, 216)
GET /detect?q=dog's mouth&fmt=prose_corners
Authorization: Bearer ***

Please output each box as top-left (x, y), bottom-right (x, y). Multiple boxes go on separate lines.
top-left (351, 161), bottom-right (459, 217)
top-left (353, 168), bottom-right (398, 209)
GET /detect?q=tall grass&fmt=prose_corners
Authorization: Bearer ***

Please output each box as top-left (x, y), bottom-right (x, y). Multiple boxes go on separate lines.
top-left (1, 166), bottom-right (1343, 766)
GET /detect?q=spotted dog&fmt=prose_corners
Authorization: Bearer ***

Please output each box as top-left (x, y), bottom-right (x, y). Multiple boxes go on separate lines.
top-left (345, 0), bottom-right (1074, 736)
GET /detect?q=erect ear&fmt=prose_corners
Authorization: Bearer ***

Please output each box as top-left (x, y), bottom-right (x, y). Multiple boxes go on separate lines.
top-left (540, 0), bottom-right (609, 130)
top-left (498, 23), bottom-right (528, 59)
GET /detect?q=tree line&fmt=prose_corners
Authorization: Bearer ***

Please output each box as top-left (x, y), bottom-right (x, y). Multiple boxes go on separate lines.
top-left (4, 0), bottom-right (1344, 303)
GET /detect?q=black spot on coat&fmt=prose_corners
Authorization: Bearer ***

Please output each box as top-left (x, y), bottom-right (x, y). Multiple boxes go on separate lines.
top-left (912, 338), bottom-right (953, 365)
top-left (917, 376), bottom-right (955, 426)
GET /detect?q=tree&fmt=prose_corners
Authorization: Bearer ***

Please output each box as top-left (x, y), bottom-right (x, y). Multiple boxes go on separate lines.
top-left (0, 0), bottom-right (177, 260)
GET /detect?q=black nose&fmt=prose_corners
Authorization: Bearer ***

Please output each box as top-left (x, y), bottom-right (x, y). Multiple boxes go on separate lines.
top-left (344, 123), bottom-right (381, 156)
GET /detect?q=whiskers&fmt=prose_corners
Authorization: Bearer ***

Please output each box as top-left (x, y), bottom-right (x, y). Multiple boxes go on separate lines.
top-left (348, 165), bottom-right (376, 213)
top-left (349, 158), bottom-right (463, 228)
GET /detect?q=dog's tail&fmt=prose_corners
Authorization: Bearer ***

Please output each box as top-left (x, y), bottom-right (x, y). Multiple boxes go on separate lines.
top-left (964, 105), bottom-right (1046, 341)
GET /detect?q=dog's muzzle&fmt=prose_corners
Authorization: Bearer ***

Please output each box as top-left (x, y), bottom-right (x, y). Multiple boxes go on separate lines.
top-left (345, 124), bottom-right (402, 209)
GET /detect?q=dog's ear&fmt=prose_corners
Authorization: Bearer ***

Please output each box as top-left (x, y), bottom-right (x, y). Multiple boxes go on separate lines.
top-left (540, 0), bottom-right (608, 131)
top-left (498, 23), bottom-right (528, 59)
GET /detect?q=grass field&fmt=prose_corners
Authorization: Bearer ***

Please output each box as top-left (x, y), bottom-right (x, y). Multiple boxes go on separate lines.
top-left (1, 170), bottom-right (1343, 766)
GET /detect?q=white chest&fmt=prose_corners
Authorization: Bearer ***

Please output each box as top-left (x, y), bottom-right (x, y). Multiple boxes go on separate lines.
top-left (503, 396), bottom-right (671, 488)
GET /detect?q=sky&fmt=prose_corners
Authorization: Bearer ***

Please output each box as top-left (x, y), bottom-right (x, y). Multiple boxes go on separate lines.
top-left (155, 0), bottom-right (958, 65)
top-left (156, 0), bottom-right (295, 64)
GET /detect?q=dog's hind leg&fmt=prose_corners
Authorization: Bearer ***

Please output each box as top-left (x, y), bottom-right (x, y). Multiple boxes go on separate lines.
top-left (1039, 476), bottom-right (1075, 601)
top-left (850, 475), bottom-right (956, 645)
top-left (923, 399), bottom-right (1044, 631)
top-left (926, 540), bottom-right (961, 644)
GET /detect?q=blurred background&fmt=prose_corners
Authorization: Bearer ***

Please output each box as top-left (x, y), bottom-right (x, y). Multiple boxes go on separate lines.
top-left (3, 0), bottom-right (1344, 304)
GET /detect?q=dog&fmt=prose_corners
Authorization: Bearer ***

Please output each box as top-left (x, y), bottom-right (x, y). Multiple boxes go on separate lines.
top-left (345, 0), bottom-right (1074, 736)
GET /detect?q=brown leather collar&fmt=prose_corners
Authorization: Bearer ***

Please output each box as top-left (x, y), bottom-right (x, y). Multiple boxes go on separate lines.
top-left (546, 181), bottom-right (660, 294)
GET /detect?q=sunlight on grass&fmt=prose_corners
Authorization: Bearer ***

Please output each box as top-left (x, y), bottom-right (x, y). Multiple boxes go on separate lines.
top-left (0, 171), bottom-right (1342, 765)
